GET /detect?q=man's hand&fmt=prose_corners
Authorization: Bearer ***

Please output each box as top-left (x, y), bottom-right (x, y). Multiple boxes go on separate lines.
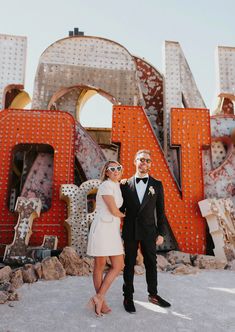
top-left (120, 178), bottom-right (128, 185)
top-left (156, 235), bottom-right (164, 246)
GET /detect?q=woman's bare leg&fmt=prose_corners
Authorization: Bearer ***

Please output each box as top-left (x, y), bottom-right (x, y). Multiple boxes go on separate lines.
top-left (89, 257), bottom-right (106, 316)
top-left (93, 257), bottom-right (106, 292)
top-left (92, 256), bottom-right (111, 313)
top-left (91, 255), bottom-right (124, 315)
top-left (97, 255), bottom-right (124, 297)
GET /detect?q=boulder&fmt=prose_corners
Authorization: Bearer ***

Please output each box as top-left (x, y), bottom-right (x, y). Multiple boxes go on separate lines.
top-left (0, 282), bottom-right (11, 292)
top-left (136, 248), bottom-right (144, 266)
top-left (166, 250), bottom-right (192, 265)
top-left (22, 264), bottom-right (38, 283)
top-left (10, 269), bottom-right (23, 290)
top-left (80, 257), bottom-right (94, 275)
top-left (157, 254), bottom-right (171, 271)
top-left (0, 291), bottom-right (9, 304)
top-left (193, 254), bottom-right (226, 269)
top-left (0, 266), bottom-right (12, 283)
top-left (171, 264), bottom-right (200, 275)
top-left (134, 264), bottom-right (145, 275)
top-left (7, 291), bottom-right (19, 302)
top-left (34, 263), bottom-right (42, 279)
top-left (59, 247), bottom-right (83, 276)
top-left (226, 259), bottom-right (235, 271)
top-left (41, 256), bottom-right (66, 280)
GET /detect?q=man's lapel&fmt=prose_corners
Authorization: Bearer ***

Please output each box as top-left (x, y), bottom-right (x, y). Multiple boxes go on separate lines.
top-left (138, 177), bottom-right (153, 213)
top-left (128, 176), bottom-right (141, 206)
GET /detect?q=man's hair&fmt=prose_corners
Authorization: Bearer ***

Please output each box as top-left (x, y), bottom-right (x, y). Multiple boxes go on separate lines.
top-left (134, 149), bottom-right (151, 160)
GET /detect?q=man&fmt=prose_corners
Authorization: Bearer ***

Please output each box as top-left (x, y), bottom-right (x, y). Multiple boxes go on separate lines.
top-left (120, 149), bottom-right (171, 313)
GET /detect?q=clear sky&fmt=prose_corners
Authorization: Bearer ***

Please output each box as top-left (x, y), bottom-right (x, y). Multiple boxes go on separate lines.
top-left (1, 0), bottom-right (235, 127)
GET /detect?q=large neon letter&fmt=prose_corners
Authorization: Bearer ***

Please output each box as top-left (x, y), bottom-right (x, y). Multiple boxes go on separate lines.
top-left (112, 106), bottom-right (210, 254)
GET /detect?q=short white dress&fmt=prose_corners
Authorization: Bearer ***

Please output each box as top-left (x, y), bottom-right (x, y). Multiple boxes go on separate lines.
top-left (87, 179), bottom-right (124, 257)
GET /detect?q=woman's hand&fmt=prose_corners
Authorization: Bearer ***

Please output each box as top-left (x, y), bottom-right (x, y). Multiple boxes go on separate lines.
top-left (119, 211), bottom-right (125, 218)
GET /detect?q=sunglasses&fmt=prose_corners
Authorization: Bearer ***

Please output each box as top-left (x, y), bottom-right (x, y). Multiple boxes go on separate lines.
top-left (106, 165), bottom-right (122, 172)
top-left (136, 158), bottom-right (152, 164)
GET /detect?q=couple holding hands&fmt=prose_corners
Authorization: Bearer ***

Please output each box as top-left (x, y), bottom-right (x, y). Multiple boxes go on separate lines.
top-left (87, 149), bottom-right (171, 316)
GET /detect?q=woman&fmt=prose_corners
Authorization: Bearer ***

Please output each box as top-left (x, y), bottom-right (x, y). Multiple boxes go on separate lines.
top-left (87, 160), bottom-right (125, 317)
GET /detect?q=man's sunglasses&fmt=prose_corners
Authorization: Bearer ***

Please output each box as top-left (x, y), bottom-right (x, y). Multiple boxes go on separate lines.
top-left (107, 165), bottom-right (122, 172)
top-left (136, 158), bottom-right (152, 164)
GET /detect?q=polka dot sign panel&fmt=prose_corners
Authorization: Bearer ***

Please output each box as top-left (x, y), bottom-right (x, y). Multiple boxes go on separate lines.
top-left (112, 106), bottom-right (211, 254)
top-left (0, 109), bottom-right (75, 251)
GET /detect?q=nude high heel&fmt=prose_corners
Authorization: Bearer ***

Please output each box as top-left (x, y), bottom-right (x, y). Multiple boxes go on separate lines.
top-left (87, 294), bottom-right (104, 317)
top-left (101, 300), bottom-right (112, 314)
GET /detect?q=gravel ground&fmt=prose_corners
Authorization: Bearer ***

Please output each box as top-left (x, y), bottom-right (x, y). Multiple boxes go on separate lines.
top-left (0, 270), bottom-right (234, 332)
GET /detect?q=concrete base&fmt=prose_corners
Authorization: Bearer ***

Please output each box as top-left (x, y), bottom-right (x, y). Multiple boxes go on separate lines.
top-left (0, 271), bottom-right (234, 332)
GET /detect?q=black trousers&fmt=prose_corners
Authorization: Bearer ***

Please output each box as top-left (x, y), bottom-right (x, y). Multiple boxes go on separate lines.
top-left (123, 239), bottom-right (158, 299)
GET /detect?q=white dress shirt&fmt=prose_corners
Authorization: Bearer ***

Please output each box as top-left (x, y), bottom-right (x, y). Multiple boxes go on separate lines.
top-left (135, 174), bottom-right (149, 204)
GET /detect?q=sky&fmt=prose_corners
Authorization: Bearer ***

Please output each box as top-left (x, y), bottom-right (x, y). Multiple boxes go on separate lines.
top-left (0, 0), bottom-right (235, 127)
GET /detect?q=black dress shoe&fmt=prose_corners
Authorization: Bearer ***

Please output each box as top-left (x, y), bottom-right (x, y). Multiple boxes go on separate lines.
top-left (148, 295), bottom-right (171, 308)
top-left (123, 298), bottom-right (136, 313)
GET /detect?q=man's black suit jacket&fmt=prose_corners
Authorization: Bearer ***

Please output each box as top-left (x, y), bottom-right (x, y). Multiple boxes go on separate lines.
top-left (120, 176), bottom-right (166, 241)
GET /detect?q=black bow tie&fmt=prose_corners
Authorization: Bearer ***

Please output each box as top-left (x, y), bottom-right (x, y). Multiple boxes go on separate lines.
top-left (136, 177), bottom-right (148, 184)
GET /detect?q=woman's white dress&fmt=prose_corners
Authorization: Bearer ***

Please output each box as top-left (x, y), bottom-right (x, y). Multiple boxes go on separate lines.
top-left (87, 179), bottom-right (124, 256)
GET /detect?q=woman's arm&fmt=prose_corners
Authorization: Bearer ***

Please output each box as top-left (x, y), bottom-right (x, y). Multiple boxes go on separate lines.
top-left (102, 195), bottom-right (125, 218)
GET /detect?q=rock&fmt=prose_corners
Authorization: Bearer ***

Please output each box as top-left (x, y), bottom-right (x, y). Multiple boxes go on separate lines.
top-left (215, 260), bottom-right (227, 269)
top-left (41, 256), bottom-right (66, 280)
top-left (190, 254), bottom-right (197, 265)
top-left (7, 291), bottom-right (19, 302)
top-left (0, 266), bottom-right (12, 283)
top-left (22, 264), bottom-right (38, 283)
top-left (0, 291), bottom-right (9, 304)
top-left (59, 247), bottom-right (83, 276)
top-left (0, 282), bottom-right (11, 292)
top-left (224, 245), bottom-right (235, 262)
top-left (157, 255), bottom-right (171, 271)
top-left (171, 264), bottom-right (200, 275)
top-left (10, 269), bottom-right (23, 290)
top-left (194, 255), bottom-right (226, 269)
top-left (166, 250), bottom-right (192, 265)
top-left (226, 259), bottom-right (235, 271)
top-left (80, 257), bottom-right (94, 275)
top-left (136, 249), bottom-right (144, 266)
top-left (34, 263), bottom-right (42, 279)
top-left (167, 263), bottom-right (182, 271)
top-left (134, 264), bottom-right (145, 275)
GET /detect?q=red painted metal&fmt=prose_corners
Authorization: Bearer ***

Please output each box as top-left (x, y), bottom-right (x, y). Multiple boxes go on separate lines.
top-left (0, 109), bottom-right (75, 252)
top-left (112, 105), bottom-right (211, 254)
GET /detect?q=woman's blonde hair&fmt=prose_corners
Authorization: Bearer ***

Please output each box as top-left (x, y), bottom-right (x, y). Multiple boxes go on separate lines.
top-left (100, 160), bottom-right (123, 182)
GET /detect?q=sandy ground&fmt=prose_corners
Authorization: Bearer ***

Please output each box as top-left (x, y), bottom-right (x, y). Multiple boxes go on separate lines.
top-left (0, 270), bottom-right (234, 332)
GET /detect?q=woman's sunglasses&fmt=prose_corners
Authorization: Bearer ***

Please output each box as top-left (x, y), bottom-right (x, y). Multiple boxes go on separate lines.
top-left (106, 165), bottom-right (122, 172)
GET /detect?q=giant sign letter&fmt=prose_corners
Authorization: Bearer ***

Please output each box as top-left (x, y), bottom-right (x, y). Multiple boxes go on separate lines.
top-left (112, 106), bottom-right (210, 254)
top-left (0, 109), bottom-right (75, 250)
